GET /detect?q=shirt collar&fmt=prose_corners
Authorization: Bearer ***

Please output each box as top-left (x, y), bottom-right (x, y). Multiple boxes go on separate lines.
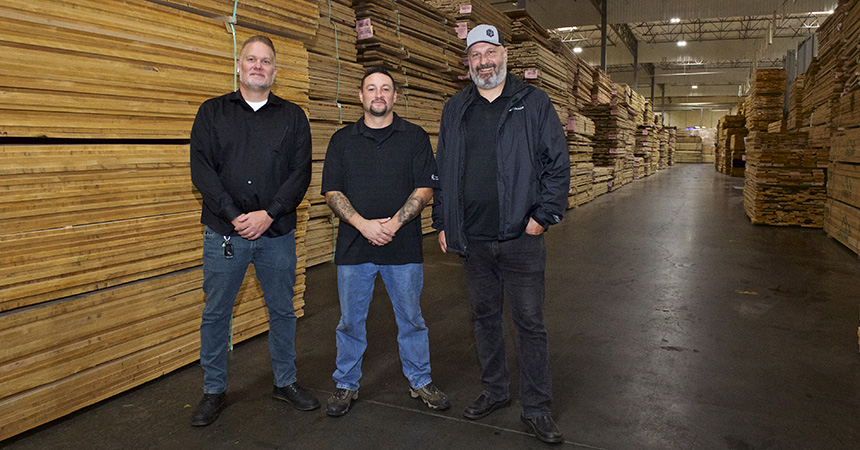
top-left (228, 90), bottom-right (284, 109)
top-left (353, 112), bottom-right (406, 137)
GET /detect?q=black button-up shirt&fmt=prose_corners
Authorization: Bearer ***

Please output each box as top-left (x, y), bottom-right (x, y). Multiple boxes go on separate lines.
top-left (190, 91), bottom-right (311, 237)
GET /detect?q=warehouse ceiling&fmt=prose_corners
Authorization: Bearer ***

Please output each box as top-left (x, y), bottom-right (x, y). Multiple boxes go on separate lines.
top-left (487, 0), bottom-right (839, 112)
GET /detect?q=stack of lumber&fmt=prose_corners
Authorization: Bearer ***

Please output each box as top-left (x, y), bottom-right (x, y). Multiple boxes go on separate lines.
top-left (628, 89), bottom-right (648, 127)
top-left (787, 75), bottom-right (805, 130)
top-left (644, 100), bottom-right (654, 126)
top-left (0, 0), bottom-right (314, 441)
top-left (744, 69), bottom-right (786, 132)
top-left (768, 120), bottom-right (787, 133)
top-left (592, 166), bottom-right (614, 197)
top-left (353, 0), bottom-right (463, 136)
top-left (582, 104), bottom-right (635, 190)
top-left (572, 58), bottom-right (595, 110)
top-left (825, 128), bottom-right (860, 256)
top-left (304, 0), bottom-right (363, 267)
top-left (0, 0), bottom-right (311, 139)
top-left (425, 0), bottom-right (513, 44)
top-left (566, 112), bottom-right (596, 207)
top-left (667, 127), bottom-right (677, 165)
top-left (592, 68), bottom-right (613, 105)
top-left (715, 115), bottom-right (748, 175)
top-left (675, 131), bottom-right (704, 163)
top-left (743, 131), bottom-right (828, 227)
top-left (506, 9), bottom-right (554, 50)
top-left (800, 4), bottom-right (845, 148)
top-left (656, 126), bottom-right (670, 169)
top-left (634, 127), bottom-right (657, 176)
top-left (836, 1), bottom-right (860, 129)
top-left (508, 40), bottom-right (570, 123)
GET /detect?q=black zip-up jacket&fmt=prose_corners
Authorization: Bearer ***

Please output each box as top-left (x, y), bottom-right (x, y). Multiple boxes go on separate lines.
top-left (431, 73), bottom-right (570, 256)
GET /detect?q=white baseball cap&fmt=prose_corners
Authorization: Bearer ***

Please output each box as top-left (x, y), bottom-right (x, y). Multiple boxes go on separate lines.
top-left (466, 24), bottom-right (503, 50)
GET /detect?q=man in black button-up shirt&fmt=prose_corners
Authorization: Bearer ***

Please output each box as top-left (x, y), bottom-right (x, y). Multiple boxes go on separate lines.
top-left (188, 35), bottom-right (316, 427)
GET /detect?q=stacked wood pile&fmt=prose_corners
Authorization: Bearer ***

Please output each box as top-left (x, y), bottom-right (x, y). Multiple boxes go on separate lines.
top-left (836, 0), bottom-right (860, 131)
top-left (592, 68), bottom-right (613, 105)
top-left (572, 58), bottom-right (596, 110)
top-left (582, 104), bottom-right (635, 191)
top-left (592, 166), bottom-right (614, 197)
top-left (715, 115), bottom-right (748, 176)
top-left (656, 126), bottom-right (670, 169)
top-left (304, 0), bottom-right (363, 267)
top-left (768, 119), bottom-right (787, 133)
top-left (825, 128), bottom-right (860, 255)
top-left (667, 127), bottom-right (677, 165)
top-left (634, 127), bottom-right (658, 176)
top-left (800, 3), bottom-right (845, 149)
top-left (675, 130), bottom-right (704, 163)
top-left (508, 41), bottom-right (570, 123)
top-left (744, 69), bottom-right (786, 132)
top-left (743, 131), bottom-right (828, 227)
top-left (425, 0), bottom-right (513, 46)
top-left (0, 0), bottom-right (316, 440)
top-left (787, 75), bottom-right (805, 130)
top-left (566, 112), bottom-right (596, 207)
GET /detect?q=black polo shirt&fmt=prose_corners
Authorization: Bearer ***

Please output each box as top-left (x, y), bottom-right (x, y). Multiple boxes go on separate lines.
top-left (463, 80), bottom-right (513, 240)
top-left (190, 91), bottom-right (312, 237)
top-left (321, 113), bottom-right (437, 265)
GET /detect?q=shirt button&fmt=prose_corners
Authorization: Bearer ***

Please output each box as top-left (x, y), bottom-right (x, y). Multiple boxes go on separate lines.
top-left (248, 180), bottom-right (252, 184)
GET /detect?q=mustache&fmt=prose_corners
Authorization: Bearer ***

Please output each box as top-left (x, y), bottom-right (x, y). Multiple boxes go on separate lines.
top-left (476, 63), bottom-right (496, 71)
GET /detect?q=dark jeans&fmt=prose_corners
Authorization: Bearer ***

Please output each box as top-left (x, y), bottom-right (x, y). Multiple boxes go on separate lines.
top-left (462, 232), bottom-right (552, 418)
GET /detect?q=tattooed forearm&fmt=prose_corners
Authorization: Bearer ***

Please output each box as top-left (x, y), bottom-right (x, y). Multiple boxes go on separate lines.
top-left (395, 188), bottom-right (432, 225)
top-left (326, 191), bottom-right (357, 224)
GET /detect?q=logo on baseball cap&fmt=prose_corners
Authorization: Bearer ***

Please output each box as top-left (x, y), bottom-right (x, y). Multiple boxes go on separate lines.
top-left (466, 24), bottom-right (503, 50)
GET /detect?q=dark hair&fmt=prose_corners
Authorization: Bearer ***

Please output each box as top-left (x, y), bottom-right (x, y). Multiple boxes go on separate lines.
top-left (240, 35), bottom-right (276, 60)
top-left (360, 66), bottom-right (397, 91)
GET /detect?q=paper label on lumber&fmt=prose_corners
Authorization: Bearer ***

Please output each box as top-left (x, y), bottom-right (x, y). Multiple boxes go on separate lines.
top-left (524, 69), bottom-right (539, 79)
top-left (356, 18), bottom-right (374, 40)
top-left (460, 4), bottom-right (473, 14)
top-left (456, 22), bottom-right (468, 39)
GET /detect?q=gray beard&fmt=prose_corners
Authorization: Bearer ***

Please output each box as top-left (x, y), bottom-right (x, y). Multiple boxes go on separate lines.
top-left (470, 58), bottom-right (507, 90)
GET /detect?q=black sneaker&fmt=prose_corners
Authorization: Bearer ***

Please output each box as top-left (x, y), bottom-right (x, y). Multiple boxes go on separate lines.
top-left (409, 384), bottom-right (450, 410)
top-left (190, 392), bottom-right (226, 426)
top-left (273, 383), bottom-right (320, 411)
top-left (326, 388), bottom-right (358, 417)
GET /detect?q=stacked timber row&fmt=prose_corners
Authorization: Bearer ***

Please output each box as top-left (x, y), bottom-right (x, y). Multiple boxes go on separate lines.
top-left (743, 131), bottom-right (828, 227)
top-left (675, 130), bottom-right (704, 163)
top-left (426, 0), bottom-right (513, 53)
top-left (715, 115), bottom-right (748, 176)
top-left (667, 127), bottom-right (677, 166)
top-left (304, 0), bottom-right (364, 267)
top-left (800, 2), bottom-right (845, 149)
top-left (507, 37), bottom-right (571, 123)
top-left (0, 0), bottom-right (317, 441)
top-left (634, 127), bottom-right (658, 177)
top-left (744, 69), bottom-right (786, 133)
top-left (787, 74), bottom-right (805, 131)
top-left (824, 0), bottom-right (860, 257)
top-left (567, 112), bottom-right (597, 207)
top-left (582, 104), bottom-right (635, 192)
top-left (352, 0), bottom-right (465, 234)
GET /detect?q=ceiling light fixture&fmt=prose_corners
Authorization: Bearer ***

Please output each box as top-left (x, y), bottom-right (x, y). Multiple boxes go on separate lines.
top-left (811, 10), bottom-right (835, 15)
top-left (573, 47), bottom-right (583, 53)
top-left (677, 40), bottom-right (687, 47)
top-left (557, 26), bottom-right (578, 32)
top-left (670, 18), bottom-right (681, 23)
top-left (692, 85), bottom-right (698, 89)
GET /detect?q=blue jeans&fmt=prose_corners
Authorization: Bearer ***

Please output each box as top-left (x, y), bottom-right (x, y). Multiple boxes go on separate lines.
top-left (462, 233), bottom-right (552, 418)
top-left (200, 227), bottom-right (298, 394)
top-left (333, 263), bottom-right (432, 391)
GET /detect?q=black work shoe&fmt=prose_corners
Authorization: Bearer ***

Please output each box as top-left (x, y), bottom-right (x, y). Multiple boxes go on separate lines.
top-left (273, 383), bottom-right (320, 411)
top-left (409, 384), bottom-right (450, 410)
top-left (326, 388), bottom-right (358, 417)
top-left (521, 414), bottom-right (564, 444)
top-left (463, 393), bottom-right (511, 420)
top-left (190, 392), bottom-right (226, 426)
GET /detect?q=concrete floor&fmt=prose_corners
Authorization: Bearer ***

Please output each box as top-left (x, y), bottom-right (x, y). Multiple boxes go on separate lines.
top-left (5, 164), bottom-right (860, 450)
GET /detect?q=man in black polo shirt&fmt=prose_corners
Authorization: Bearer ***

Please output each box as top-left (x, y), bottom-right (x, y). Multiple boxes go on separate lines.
top-left (321, 67), bottom-right (448, 417)
top-left (189, 35), bottom-right (317, 426)
top-left (432, 24), bottom-right (570, 444)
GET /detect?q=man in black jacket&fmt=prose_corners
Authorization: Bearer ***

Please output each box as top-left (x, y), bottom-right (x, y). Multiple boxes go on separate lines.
top-left (432, 24), bottom-right (570, 444)
top-left (189, 35), bottom-right (317, 426)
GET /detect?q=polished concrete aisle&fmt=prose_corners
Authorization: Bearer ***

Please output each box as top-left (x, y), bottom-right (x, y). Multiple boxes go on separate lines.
top-left (5, 164), bottom-right (860, 449)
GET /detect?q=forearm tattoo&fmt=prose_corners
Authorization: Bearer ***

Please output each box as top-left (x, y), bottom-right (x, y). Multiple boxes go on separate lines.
top-left (396, 190), bottom-right (428, 225)
top-left (327, 192), bottom-right (357, 223)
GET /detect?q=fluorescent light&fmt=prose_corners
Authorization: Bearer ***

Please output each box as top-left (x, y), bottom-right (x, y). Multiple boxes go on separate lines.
top-left (691, 85), bottom-right (698, 89)
top-left (557, 26), bottom-right (578, 32)
top-left (670, 18), bottom-right (681, 23)
top-left (573, 47), bottom-right (583, 53)
top-left (677, 40), bottom-right (687, 47)
top-left (811, 10), bottom-right (834, 15)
